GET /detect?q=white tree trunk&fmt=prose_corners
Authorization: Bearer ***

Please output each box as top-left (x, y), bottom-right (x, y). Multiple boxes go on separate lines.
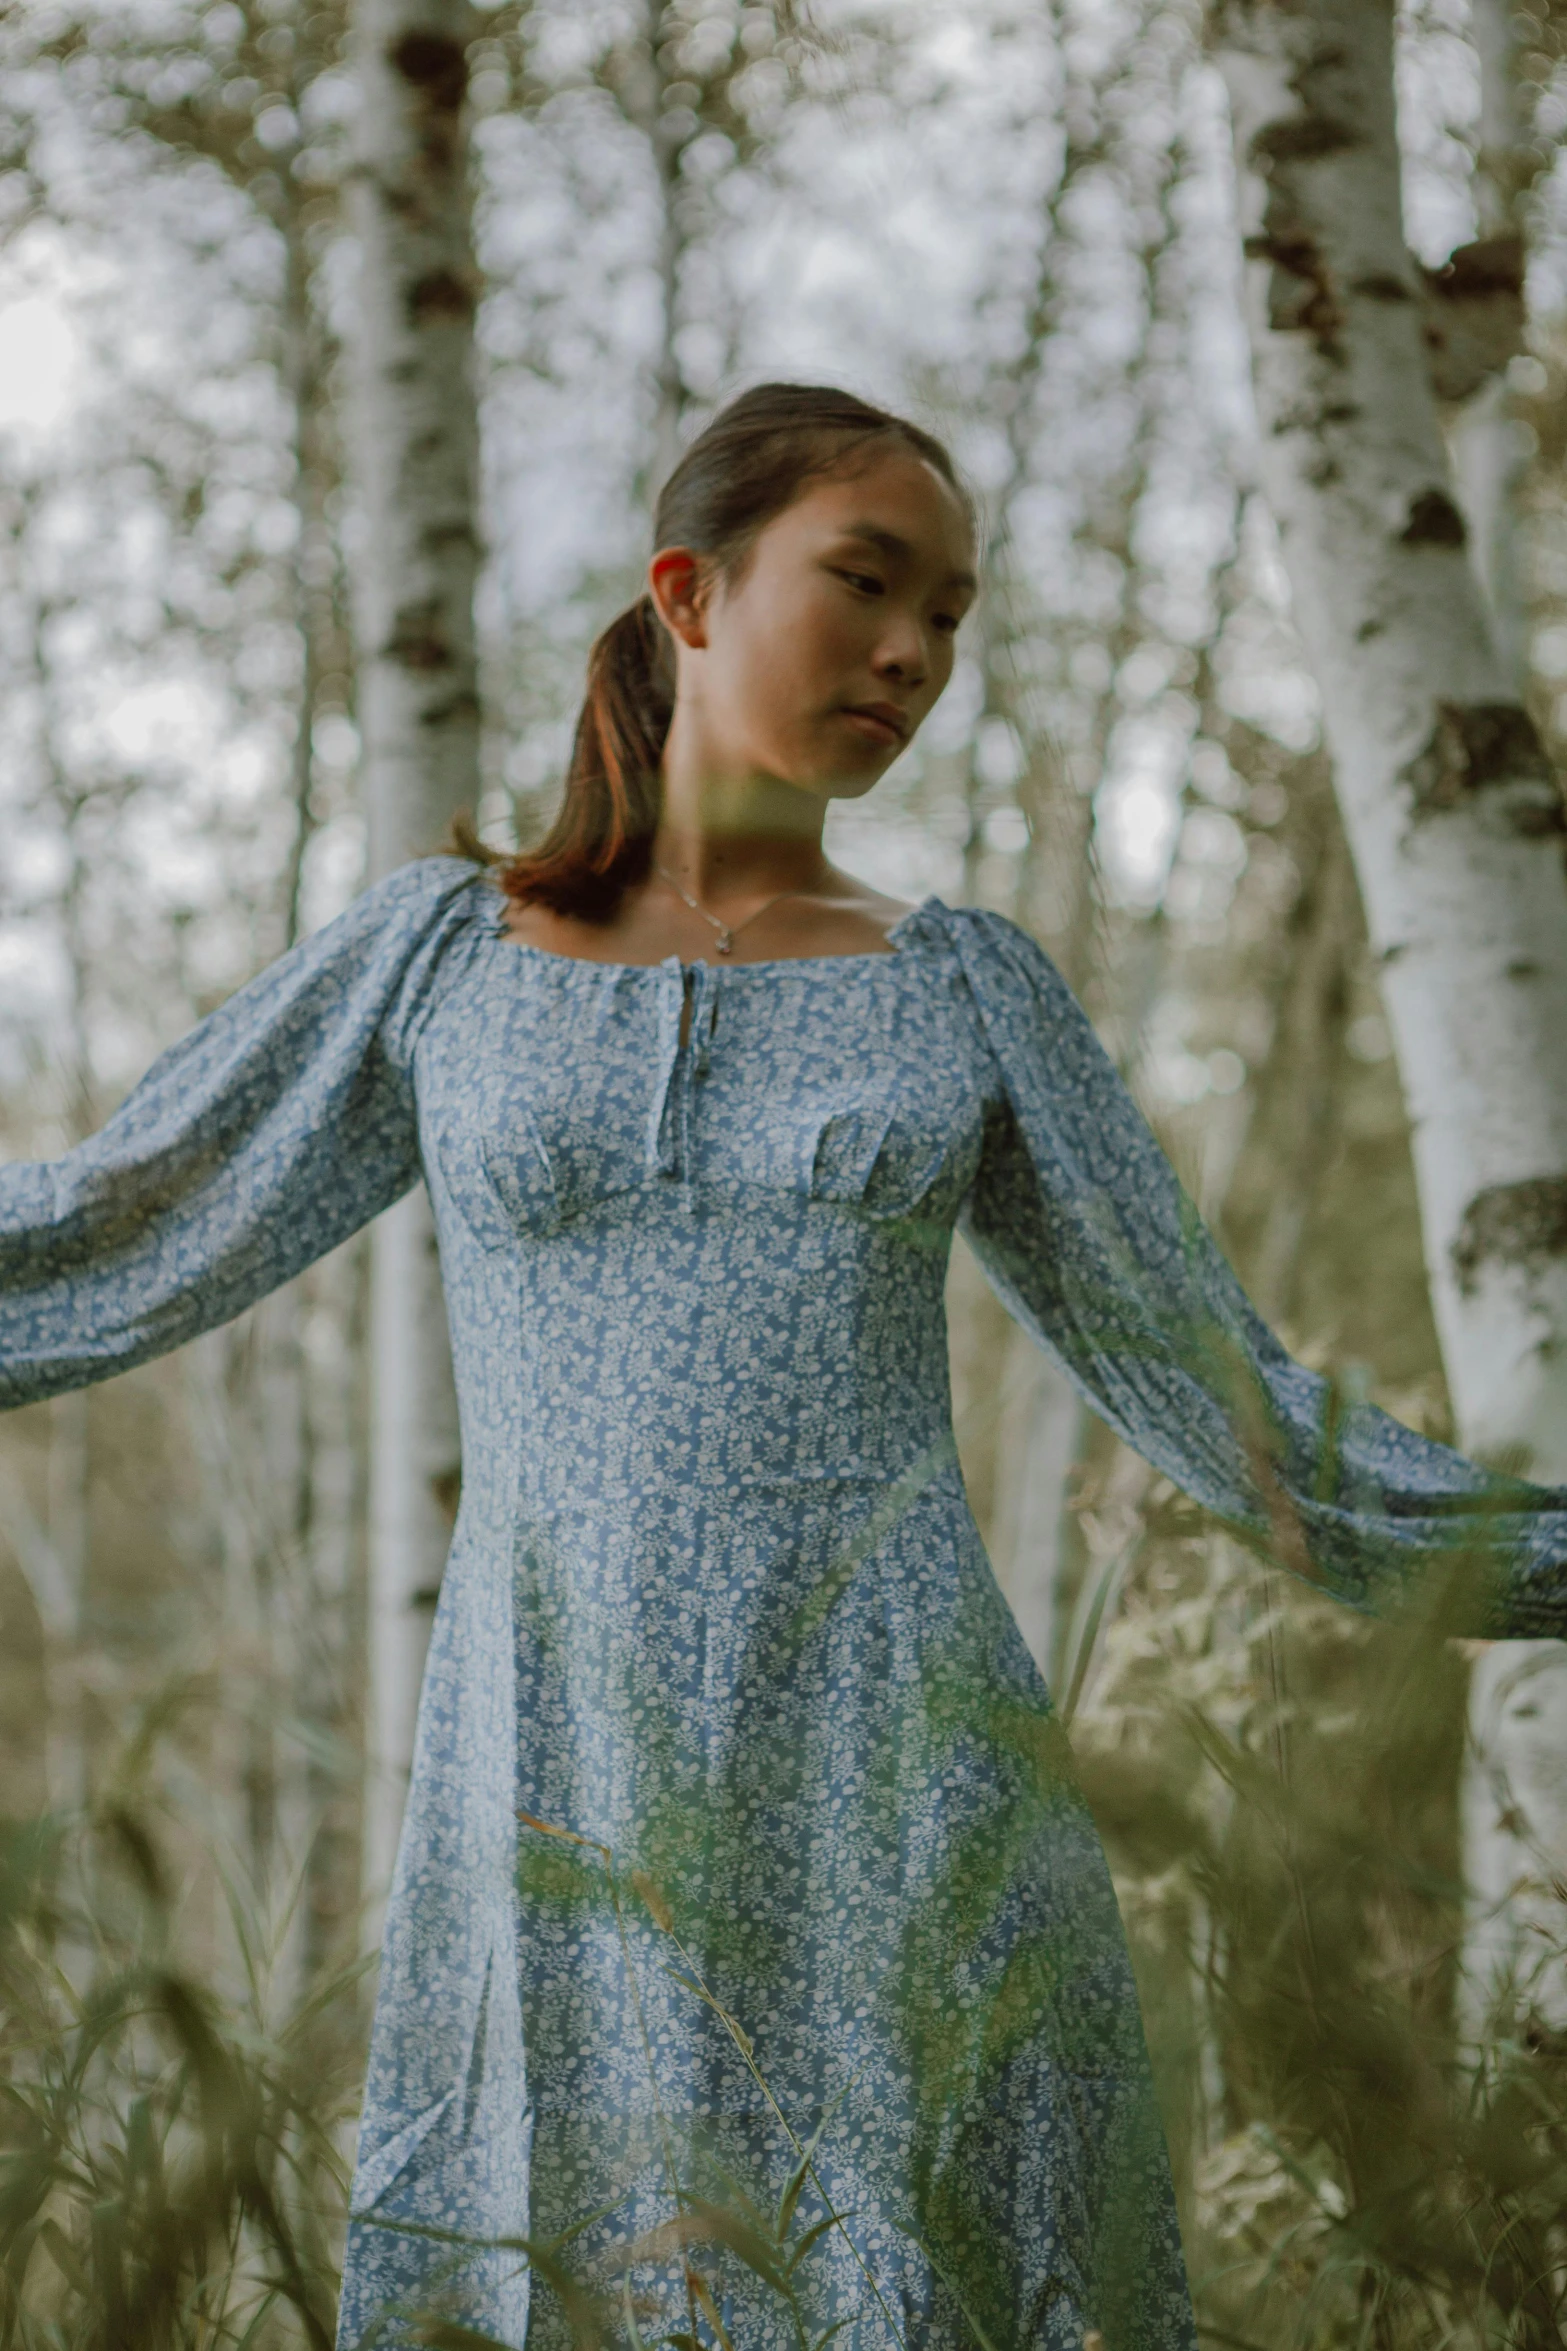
top-left (1447, 371), bottom-right (1527, 690)
top-left (1444, 0), bottom-right (1532, 691)
top-left (1448, 0), bottom-right (1567, 2028)
top-left (347, 0), bottom-right (480, 1907)
top-left (1470, 0), bottom-right (1533, 239)
top-left (645, 0), bottom-right (687, 498)
top-left (348, 0), bottom-right (482, 877)
top-left (1212, 0), bottom-right (1567, 2032)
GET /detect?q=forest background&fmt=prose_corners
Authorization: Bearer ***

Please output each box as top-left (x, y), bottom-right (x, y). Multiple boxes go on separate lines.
top-left (3, 0), bottom-right (1567, 2344)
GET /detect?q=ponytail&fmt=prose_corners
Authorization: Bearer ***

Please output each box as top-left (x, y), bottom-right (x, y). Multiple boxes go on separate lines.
top-left (502, 594), bottom-right (673, 919)
top-left (497, 382), bottom-right (967, 923)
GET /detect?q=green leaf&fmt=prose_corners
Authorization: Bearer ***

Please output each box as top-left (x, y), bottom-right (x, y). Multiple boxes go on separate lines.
top-left (40, 2215), bottom-right (88, 2297)
top-left (614, 2200), bottom-right (793, 2300)
top-left (811, 2316), bottom-right (861, 2351)
top-left (775, 2081), bottom-right (854, 2241)
top-left (784, 2210), bottom-right (853, 2279)
top-left (415, 2324), bottom-right (521, 2351)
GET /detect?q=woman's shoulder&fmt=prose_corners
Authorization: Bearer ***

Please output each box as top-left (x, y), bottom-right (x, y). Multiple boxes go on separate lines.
top-left (363, 852), bottom-right (498, 929)
top-left (263, 857), bottom-right (500, 1061)
top-left (919, 899), bottom-right (1068, 988)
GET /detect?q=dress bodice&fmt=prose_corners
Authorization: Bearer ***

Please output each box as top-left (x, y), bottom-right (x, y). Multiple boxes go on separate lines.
top-left (416, 912), bottom-right (999, 1504)
top-left (425, 915), bottom-right (987, 1233)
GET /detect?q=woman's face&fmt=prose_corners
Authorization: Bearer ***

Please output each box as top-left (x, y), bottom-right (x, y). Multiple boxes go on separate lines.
top-left (652, 444), bottom-right (978, 803)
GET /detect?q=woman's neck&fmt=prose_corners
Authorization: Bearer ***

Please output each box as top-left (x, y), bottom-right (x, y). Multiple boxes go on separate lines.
top-left (649, 824), bottom-right (834, 903)
top-left (653, 727), bottom-right (832, 902)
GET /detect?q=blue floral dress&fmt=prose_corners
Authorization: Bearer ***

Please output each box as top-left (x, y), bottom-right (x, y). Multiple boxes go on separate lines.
top-left (3, 857), bottom-right (1564, 2351)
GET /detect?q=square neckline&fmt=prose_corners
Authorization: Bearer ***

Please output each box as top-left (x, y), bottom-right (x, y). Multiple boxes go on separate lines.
top-left (486, 892), bottom-right (937, 976)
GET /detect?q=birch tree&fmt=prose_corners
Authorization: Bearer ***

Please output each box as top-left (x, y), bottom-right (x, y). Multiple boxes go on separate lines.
top-left (0, 119), bottom-right (322, 1831)
top-left (1212, 0), bottom-right (1567, 2029)
top-left (71, 0), bottom-right (374, 1955)
top-left (492, 0), bottom-right (804, 515)
top-left (1445, 0), bottom-right (1543, 688)
top-left (347, 0), bottom-right (482, 1899)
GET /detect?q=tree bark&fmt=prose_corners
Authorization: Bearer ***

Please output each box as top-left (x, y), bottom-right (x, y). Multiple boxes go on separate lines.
top-left (641, 0), bottom-right (689, 499)
top-left (1212, 0), bottom-right (1567, 2032)
top-left (1213, 0), bottom-right (1567, 1471)
top-left (347, 0), bottom-right (481, 1906)
top-left (1444, 0), bottom-right (1534, 691)
top-left (349, 0), bottom-right (482, 875)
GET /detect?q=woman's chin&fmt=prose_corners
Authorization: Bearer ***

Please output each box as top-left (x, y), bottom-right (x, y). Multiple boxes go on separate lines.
top-left (811, 743), bottom-right (901, 801)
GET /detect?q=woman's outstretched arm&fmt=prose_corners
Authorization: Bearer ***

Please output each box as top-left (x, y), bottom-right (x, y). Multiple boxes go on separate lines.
top-left (0, 858), bottom-right (486, 1408)
top-left (945, 904), bottom-right (1567, 1640)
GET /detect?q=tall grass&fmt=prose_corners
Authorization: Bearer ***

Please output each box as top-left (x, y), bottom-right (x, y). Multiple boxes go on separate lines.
top-left (1074, 1519), bottom-right (1567, 2351)
top-left (0, 1701), bottom-right (368, 2351)
top-left (4, 1526), bottom-right (1564, 2350)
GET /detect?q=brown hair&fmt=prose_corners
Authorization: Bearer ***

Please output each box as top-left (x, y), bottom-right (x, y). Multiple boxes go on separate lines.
top-left (494, 382), bottom-right (967, 921)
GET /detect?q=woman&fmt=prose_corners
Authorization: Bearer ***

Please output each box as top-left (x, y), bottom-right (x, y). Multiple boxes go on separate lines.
top-left (3, 383), bottom-right (1564, 2351)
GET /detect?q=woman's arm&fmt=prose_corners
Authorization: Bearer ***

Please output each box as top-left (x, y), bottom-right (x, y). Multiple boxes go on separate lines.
top-left (0, 858), bottom-right (486, 1407)
top-left (943, 904), bottom-right (1567, 1639)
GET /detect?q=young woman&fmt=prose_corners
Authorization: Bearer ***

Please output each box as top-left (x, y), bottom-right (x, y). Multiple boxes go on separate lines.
top-left (3, 383), bottom-right (1564, 2351)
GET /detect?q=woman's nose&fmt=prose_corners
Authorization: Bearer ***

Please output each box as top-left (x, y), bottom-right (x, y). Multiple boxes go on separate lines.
top-left (874, 613), bottom-right (928, 683)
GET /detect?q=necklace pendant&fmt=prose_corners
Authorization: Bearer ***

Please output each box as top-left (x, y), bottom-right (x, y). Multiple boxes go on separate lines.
top-left (715, 929), bottom-right (733, 955)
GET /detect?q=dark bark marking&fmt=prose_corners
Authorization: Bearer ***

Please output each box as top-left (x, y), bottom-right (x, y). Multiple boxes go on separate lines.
top-left (407, 267), bottom-right (476, 324)
top-left (1512, 800), bottom-right (1567, 839)
top-left (1419, 236), bottom-right (1526, 402)
top-left (419, 688), bottom-right (482, 728)
top-left (1453, 1177), bottom-right (1567, 1294)
top-left (1350, 271), bottom-right (1412, 302)
top-left (1399, 489), bottom-right (1466, 548)
top-left (1402, 700), bottom-right (1561, 831)
top-left (1246, 227), bottom-right (1343, 349)
top-left (1252, 114), bottom-right (1357, 165)
top-left (390, 31), bottom-right (467, 113)
top-left (386, 604), bottom-right (456, 671)
top-left (1432, 234), bottom-right (1525, 300)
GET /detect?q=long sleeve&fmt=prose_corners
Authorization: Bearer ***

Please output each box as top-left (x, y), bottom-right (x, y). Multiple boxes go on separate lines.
top-left (943, 904), bottom-right (1567, 1640)
top-left (0, 858), bottom-right (487, 1409)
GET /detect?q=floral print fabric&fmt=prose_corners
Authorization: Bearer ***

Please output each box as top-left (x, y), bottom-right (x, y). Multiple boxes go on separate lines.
top-left (3, 858), bottom-right (1564, 2351)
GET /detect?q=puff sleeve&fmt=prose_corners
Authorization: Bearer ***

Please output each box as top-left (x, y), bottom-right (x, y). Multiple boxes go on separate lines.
top-left (0, 858), bottom-right (487, 1408)
top-left (944, 904), bottom-right (1567, 1639)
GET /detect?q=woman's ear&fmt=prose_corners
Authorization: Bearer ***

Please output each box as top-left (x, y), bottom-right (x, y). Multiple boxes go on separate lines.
top-left (648, 547), bottom-right (708, 649)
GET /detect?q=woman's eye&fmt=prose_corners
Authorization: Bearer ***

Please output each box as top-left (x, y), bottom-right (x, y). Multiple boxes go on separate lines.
top-left (837, 569), bottom-right (883, 596)
top-left (933, 612), bottom-right (960, 635)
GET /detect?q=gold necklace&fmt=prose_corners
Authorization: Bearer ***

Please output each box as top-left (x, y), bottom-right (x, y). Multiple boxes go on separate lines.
top-left (654, 863), bottom-right (813, 957)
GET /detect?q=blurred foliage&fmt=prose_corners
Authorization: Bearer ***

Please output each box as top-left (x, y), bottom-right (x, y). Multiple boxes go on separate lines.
top-left (0, 1697), bottom-right (368, 2350)
top-left (1078, 1563), bottom-right (1567, 2350)
top-left (7, 1584), bottom-right (1562, 2349)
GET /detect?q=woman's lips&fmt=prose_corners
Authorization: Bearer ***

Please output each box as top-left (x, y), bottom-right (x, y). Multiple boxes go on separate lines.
top-left (840, 708), bottom-right (905, 748)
